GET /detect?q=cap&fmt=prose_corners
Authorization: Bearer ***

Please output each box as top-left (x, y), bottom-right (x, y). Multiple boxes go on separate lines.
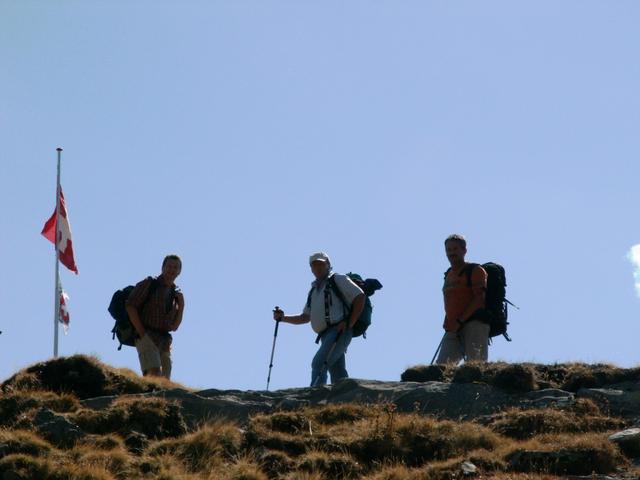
top-left (309, 252), bottom-right (331, 265)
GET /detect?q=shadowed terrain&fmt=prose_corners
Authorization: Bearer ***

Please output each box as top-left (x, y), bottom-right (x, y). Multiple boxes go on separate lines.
top-left (0, 355), bottom-right (639, 479)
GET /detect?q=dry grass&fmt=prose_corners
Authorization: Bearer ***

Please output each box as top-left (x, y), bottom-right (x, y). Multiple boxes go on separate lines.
top-left (246, 404), bottom-right (504, 470)
top-left (483, 406), bottom-right (625, 439)
top-left (0, 356), bottom-right (635, 479)
top-left (0, 406), bottom-right (630, 479)
top-left (0, 453), bottom-right (116, 480)
top-left (296, 450), bottom-right (362, 478)
top-left (71, 396), bottom-right (187, 439)
top-left (502, 432), bottom-right (627, 475)
top-left (1, 355), bottom-right (187, 399)
top-left (77, 434), bottom-right (126, 451)
top-left (0, 390), bottom-right (80, 428)
top-left (149, 422), bottom-right (243, 472)
top-left (401, 361), bottom-right (640, 392)
top-left (0, 429), bottom-right (53, 456)
top-left (212, 456), bottom-right (270, 480)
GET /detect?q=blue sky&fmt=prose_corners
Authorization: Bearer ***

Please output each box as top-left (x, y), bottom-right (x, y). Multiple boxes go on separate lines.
top-left (2, 1), bottom-right (639, 391)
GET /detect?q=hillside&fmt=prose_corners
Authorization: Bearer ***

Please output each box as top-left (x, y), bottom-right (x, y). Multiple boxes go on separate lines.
top-left (0, 355), bottom-right (639, 479)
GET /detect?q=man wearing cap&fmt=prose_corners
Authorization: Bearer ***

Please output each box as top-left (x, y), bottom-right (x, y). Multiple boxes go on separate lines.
top-left (273, 252), bottom-right (366, 386)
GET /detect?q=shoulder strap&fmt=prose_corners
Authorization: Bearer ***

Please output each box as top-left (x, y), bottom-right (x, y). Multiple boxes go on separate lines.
top-left (462, 263), bottom-right (480, 287)
top-left (305, 287), bottom-right (313, 309)
top-left (144, 277), bottom-right (158, 304)
top-left (444, 265), bottom-right (477, 286)
top-left (443, 267), bottom-right (452, 281)
top-left (328, 275), bottom-right (349, 308)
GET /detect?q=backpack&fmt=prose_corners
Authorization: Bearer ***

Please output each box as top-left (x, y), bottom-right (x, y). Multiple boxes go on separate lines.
top-left (445, 262), bottom-right (516, 341)
top-left (108, 277), bottom-right (158, 350)
top-left (307, 273), bottom-right (383, 340)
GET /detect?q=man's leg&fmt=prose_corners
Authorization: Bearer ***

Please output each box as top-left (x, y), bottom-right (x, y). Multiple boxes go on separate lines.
top-left (435, 331), bottom-right (464, 365)
top-left (160, 350), bottom-right (172, 380)
top-left (327, 329), bottom-right (353, 384)
top-left (135, 334), bottom-right (162, 377)
top-left (311, 327), bottom-right (339, 386)
top-left (311, 326), bottom-right (352, 386)
top-left (328, 354), bottom-right (347, 383)
top-left (461, 320), bottom-right (490, 362)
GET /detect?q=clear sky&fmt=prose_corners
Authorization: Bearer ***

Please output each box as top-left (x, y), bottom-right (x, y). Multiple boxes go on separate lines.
top-left (2, 1), bottom-right (639, 391)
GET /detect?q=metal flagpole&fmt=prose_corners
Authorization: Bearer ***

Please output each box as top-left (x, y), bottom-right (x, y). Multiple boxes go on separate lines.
top-left (53, 147), bottom-right (62, 358)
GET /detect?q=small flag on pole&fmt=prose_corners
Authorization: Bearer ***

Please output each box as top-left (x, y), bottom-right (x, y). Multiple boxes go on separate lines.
top-left (59, 277), bottom-right (70, 333)
top-left (42, 189), bottom-right (78, 274)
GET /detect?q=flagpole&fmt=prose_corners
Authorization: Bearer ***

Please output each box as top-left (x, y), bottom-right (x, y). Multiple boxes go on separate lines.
top-left (53, 147), bottom-right (62, 358)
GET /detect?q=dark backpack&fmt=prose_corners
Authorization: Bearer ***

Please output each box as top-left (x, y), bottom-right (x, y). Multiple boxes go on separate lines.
top-left (108, 277), bottom-right (158, 350)
top-left (445, 262), bottom-right (516, 341)
top-left (307, 273), bottom-right (383, 339)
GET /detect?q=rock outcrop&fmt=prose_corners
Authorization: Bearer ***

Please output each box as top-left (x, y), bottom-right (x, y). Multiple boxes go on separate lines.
top-left (78, 377), bottom-right (640, 427)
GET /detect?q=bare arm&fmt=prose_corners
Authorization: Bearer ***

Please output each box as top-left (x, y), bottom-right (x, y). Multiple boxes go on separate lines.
top-left (171, 292), bottom-right (185, 331)
top-left (126, 305), bottom-right (146, 338)
top-left (347, 294), bottom-right (366, 329)
top-left (273, 308), bottom-right (310, 325)
top-left (282, 313), bottom-right (310, 325)
top-left (460, 268), bottom-right (487, 323)
top-left (460, 289), bottom-right (485, 322)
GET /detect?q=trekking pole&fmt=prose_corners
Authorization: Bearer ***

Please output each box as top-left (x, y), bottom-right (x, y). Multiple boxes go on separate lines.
top-left (266, 306), bottom-right (282, 391)
top-left (312, 330), bottom-right (342, 387)
top-left (430, 333), bottom-right (445, 365)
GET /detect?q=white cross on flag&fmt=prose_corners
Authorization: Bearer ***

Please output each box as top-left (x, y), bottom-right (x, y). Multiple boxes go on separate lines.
top-left (41, 189), bottom-right (78, 274)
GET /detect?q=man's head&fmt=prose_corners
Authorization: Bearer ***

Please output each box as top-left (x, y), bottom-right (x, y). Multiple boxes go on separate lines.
top-left (444, 234), bottom-right (467, 267)
top-left (309, 252), bottom-right (331, 280)
top-left (161, 254), bottom-right (182, 283)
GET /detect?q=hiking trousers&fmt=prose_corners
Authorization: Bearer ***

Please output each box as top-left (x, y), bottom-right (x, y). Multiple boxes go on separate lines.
top-left (135, 334), bottom-right (172, 379)
top-left (311, 324), bottom-right (353, 386)
top-left (436, 320), bottom-right (490, 365)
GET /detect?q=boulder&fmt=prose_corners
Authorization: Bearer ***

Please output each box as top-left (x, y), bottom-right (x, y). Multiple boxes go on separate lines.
top-left (577, 384), bottom-right (640, 418)
top-left (507, 448), bottom-right (619, 475)
top-left (608, 428), bottom-right (640, 458)
top-left (34, 408), bottom-right (84, 447)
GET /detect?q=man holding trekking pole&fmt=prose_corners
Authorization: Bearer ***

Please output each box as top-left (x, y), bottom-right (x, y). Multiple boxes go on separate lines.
top-left (273, 252), bottom-right (365, 386)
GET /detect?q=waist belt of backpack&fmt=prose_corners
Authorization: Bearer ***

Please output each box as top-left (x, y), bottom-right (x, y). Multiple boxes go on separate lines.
top-left (315, 285), bottom-right (334, 344)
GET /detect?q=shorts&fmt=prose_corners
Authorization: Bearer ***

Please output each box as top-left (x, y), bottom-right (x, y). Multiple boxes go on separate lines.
top-left (135, 334), bottom-right (172, 379)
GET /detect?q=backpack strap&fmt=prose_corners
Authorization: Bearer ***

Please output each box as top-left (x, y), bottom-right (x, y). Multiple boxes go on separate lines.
top-left (312, 275), bottom-right (350, 344)
top-left (327, 275), bottom-right (350, 311)
top-left (443, 267), bottom-right (451, 281)
top-left (461, 263), bottom-right (480, 287)
top-left (305, 288), bottom-right (312, 309)
top-left (443, 264), bottom-right (479, 287)
top-left (323, 282), bottom-right (332, 330)
top-left (145, 277), bottom-right (179, 314)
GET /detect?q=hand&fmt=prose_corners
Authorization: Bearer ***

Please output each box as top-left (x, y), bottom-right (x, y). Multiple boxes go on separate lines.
top-left (336, 321), bottom-right (350, 333)
top-left (175, 292), bottom-right (185, 310)
top-left (273, 306), bottom-right (284, 321)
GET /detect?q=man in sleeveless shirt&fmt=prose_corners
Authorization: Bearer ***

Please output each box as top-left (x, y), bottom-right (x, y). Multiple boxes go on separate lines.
top-left (437, 235), bottom-right (489, 364)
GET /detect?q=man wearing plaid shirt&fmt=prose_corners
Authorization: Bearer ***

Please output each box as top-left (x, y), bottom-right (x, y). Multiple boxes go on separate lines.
top-left (126, 255), bottom-right (185, 379)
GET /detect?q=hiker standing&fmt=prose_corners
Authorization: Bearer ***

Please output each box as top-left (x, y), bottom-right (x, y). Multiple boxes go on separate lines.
top-left (125, 255), bottom-right (184, 379)
top-left (273, 252), bottom-right (365, 386)
top-left (436, 235), bottom-right (489, 364)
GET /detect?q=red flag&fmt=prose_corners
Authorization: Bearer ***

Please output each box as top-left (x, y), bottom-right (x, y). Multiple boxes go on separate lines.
top-left (42, 189), bottom-right (78, 274)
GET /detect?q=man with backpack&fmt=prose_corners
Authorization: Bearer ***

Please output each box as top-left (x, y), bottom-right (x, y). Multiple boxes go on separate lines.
top-left (436, 235), bottom-right (490, 364)
top-left (125, 255), bottom-right (185, 379)
top-left (273, 252), bottom-right (366, 386)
